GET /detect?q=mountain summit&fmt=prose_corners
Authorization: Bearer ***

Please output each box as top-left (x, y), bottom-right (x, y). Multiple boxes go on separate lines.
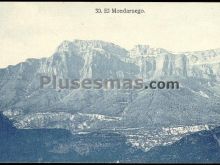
top-left (1, 40), bottom-right (220, 151)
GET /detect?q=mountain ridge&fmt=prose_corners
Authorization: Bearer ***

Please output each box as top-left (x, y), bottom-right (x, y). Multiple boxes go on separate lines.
top-left (1, 39), bottom-right (220, 151)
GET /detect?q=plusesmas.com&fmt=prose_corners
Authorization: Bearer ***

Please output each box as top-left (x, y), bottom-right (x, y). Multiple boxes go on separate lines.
top-left (40, 75), bottom-right (180, 90)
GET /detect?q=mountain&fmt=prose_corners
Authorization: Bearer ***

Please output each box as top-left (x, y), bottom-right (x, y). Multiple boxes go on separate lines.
top-left (0, 39), bottom-right (220, 151)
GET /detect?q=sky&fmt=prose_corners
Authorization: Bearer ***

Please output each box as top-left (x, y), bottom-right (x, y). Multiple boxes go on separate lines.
top-left (0, 2), bottom-right (220, 68)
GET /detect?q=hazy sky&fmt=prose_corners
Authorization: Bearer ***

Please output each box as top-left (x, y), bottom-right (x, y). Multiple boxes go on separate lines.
top-left (1, 2), bottom-right (220, 68)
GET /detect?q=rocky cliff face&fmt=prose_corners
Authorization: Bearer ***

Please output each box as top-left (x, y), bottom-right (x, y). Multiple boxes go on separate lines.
top-left (1, 40), bottom-right (220, 151)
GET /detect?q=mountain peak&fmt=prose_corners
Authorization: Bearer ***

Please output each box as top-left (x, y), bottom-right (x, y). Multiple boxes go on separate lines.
top-left (129, 44), bottom-right (168, 57)
top-left (56, 39), bottom-right (128, 55)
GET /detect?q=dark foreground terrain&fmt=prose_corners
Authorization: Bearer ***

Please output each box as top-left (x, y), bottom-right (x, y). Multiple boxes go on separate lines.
top-left (0, 113), bottom-right (220, 163)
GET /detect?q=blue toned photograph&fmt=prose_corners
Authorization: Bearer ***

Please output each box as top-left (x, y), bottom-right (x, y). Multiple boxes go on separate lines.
top-left (0, 2), bottom-right (220, 163)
